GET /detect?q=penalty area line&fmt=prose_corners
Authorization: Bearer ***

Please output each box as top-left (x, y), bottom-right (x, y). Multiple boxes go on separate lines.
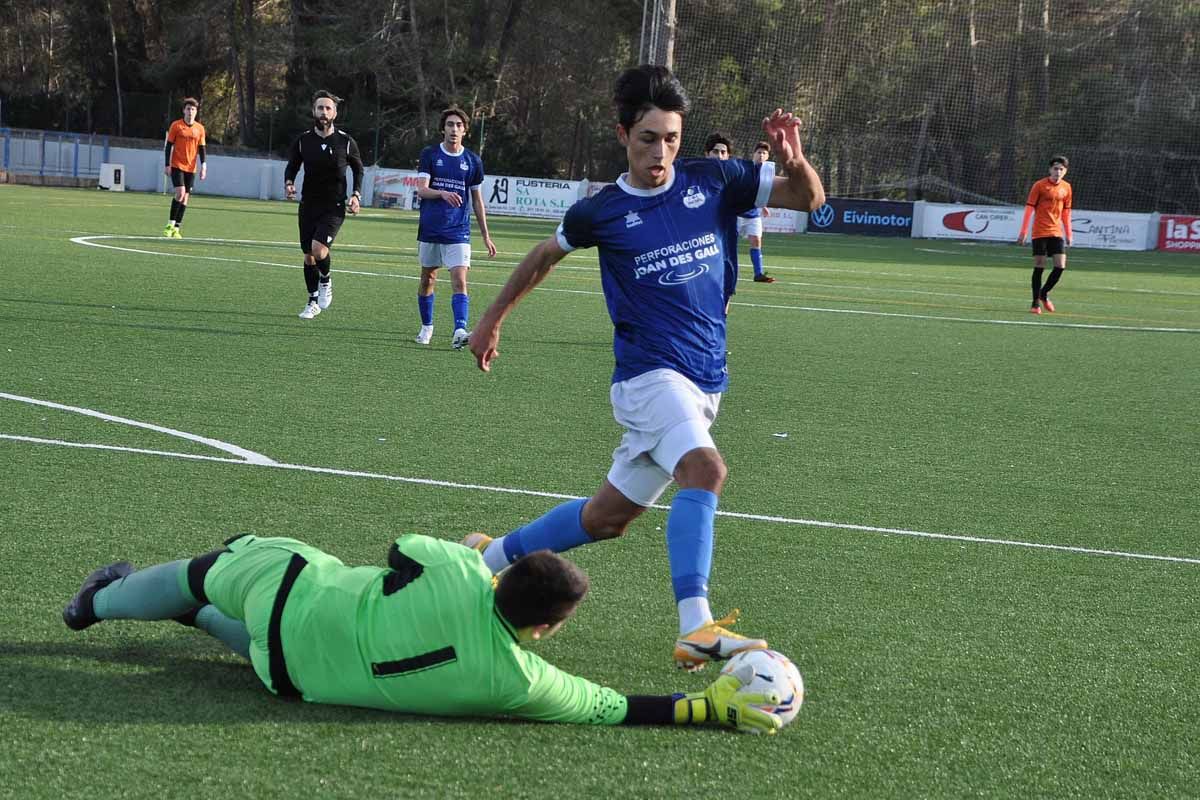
top-left (5, 432), bottom-right (1198, 567)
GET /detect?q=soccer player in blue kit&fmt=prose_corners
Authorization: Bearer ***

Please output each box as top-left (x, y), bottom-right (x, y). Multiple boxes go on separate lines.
top-left (466, 65), bottom-right (824, 671)
top-left (414, 107), bottom-right (497, 349)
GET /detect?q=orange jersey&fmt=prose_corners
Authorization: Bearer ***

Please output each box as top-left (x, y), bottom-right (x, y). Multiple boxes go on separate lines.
top-left (167, 120), bottom-right (207, 172)
top-left (1025, 177), bottom-right (1072, 239)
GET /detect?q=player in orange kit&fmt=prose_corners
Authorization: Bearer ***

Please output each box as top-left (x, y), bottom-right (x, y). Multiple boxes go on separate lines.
top-left (1017, 156), bottom-right (1072, 314)
top-left (163, 98), bottom-right (208, 238)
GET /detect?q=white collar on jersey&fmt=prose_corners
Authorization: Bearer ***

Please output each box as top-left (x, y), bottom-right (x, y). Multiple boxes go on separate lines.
top-left (616, 167), bottom-right (676, 197)
top-left (439, 142), bottom-right (466, 157)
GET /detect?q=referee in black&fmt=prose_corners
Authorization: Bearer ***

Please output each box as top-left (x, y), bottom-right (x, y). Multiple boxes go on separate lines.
top-left (284, 90), bottom-right (365, 319)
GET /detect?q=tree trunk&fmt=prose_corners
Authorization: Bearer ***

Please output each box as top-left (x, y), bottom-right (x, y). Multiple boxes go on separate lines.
top-left (405, 0), bottom-right (429, 140)
top-left (996, 0), bottom-right (1025, 201)
top-left (243, 0), bottom-right (257, 145)
top-left (105, 0), bottom-right (123, 136)
top-left (1038, 0), bottom-right (1051, 116)
top-left (907, 95), bottom-right (931, 201)
top-left (229, 2), bottom-right (246, 146)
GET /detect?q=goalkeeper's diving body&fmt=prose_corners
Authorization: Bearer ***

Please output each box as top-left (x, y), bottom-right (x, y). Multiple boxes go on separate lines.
top-left (62, 533), bottom-right (781, 734)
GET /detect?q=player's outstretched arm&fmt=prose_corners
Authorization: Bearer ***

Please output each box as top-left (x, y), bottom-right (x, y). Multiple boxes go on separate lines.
top-left (469, 236), bottom-right (567, 372)
top-left (762, 109), bottom-right (825, 212)
top-left (623, 662), bottom-right (783, 734)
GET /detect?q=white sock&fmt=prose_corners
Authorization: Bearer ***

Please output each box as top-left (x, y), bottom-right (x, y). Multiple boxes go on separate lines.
top-left (482, 538), bottom-right (511, 574)
top-left (678, 597), bottom-right (714, 635)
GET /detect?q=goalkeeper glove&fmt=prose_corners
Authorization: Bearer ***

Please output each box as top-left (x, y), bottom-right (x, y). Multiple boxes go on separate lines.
top-left (675, 661), bottom-right (783, 735)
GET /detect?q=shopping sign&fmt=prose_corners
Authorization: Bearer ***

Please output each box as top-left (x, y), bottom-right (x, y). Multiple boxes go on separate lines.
top-left (1158, 215), bottom-right (1200, 252)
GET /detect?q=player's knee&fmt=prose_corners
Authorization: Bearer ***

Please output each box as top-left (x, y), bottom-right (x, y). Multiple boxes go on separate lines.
top-left (584, 515), bottom-right (633, 540)
top-left (675, 450), bottom-right (727, 492)
top-left (580, 503), bottom-right (638, 540)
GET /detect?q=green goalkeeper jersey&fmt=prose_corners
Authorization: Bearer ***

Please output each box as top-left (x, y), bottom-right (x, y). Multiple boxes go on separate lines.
top-left (277, 534), bottom-right (628, 725)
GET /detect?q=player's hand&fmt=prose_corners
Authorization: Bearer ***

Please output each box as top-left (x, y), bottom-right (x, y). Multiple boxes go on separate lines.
top-left (1017, 235), bottom-right (1027, 246)
top-left (484, 236), bottom-right (497, 258)
top-left (762, 109), bottom-right (805, 169)
top-left (693, 663), bottom-right (782, 735)
top-left (200, 165), bottom-right (207, 181)
top-left (1066, 239), bottom-right (1073, 248)
top-left (469, 324), bottom-right (500, 372)
top-left (442, 190), bottom-right (463, 208)
top-left (286, 183), bottom-right (297, 201)
top-left (762, 207), bottom-right (771, 218)
top-left (348, 195), bottom-right (361, 215)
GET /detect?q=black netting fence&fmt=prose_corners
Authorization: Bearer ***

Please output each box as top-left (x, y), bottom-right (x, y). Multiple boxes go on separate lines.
top-left (658, 0), bottom-right (1200, 213)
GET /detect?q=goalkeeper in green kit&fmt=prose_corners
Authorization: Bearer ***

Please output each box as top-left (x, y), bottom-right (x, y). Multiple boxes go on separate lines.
top-left (63, 532), bottom-right (781, 733)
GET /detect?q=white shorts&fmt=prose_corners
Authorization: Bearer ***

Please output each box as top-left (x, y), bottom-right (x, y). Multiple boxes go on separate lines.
top-left (606, 369), bottom-right (722, 507)
top-left (737, 216), bottom-right (763, 239)
top-left (418, 241), bottom-right (471, 269)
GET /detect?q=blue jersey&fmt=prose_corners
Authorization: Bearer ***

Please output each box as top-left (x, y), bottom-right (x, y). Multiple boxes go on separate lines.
top-left (417, 144), bottom-right (485, 244)
top-left (557, 158), bottom-right (774, 392)
top-left (738, 206), bottom-right (762, 220)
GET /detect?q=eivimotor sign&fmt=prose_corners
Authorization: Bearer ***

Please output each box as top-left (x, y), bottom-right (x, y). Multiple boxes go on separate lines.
top-left (806, 198), bottom-right (913, 237)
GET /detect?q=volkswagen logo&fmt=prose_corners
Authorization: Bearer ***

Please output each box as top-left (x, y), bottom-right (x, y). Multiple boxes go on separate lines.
top-left (810, 203), bottom-right (835, 228)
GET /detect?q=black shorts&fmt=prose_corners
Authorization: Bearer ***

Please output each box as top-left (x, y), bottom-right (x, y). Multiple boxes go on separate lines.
top-left (299, 201), bottom-right (346, 254)
top-left (170, 167), bottom-right (196, 192)
top-left (1031, 236), bottom-right (1065, 257)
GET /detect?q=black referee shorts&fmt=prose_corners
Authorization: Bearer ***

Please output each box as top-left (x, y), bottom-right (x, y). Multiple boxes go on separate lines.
top-left (299, 201), bottom-right (346, 254)
top-left (1031, 236), bottom-right (1065, 257)
top-left (170, 167), bottom-right (196, 192)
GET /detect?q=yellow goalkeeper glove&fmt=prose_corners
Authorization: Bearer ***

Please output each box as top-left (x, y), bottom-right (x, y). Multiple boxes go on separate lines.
top-left (675, 662), bottom-right (783, 735)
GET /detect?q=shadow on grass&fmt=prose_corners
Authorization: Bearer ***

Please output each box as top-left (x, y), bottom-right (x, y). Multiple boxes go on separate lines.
top-left (0, 636), bottom-right (529, 728)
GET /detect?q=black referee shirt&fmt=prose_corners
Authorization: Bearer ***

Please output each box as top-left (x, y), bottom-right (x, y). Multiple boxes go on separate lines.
top-left (284, 127), bottom-right (364, 206)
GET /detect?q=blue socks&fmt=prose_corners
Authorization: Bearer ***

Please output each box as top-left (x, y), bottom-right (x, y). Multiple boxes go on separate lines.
top-left (666, 489), bottom-right (717, 602)
top-left (750, 248), bottom-right (764, 278)
top-left (501, 498), bottom-right (593, 563)
top-left (418, 293), bottom-right (468, 329)
top-left (452, 292), bottom-right (469, 331)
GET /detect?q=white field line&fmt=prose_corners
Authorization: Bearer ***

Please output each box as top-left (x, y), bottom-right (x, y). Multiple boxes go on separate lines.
top-left (0, 392), bottom-right (276, 464)
top-left (3, 430), bottom-right (1198, 567)
top-left (70, 235), bottom-right (1200, 333)
top-left (732, 301), bottom-right (1200, 333)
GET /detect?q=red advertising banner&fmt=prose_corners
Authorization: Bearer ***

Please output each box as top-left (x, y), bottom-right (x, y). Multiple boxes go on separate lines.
top-left (1158, 215), bottom-right (1200, 252)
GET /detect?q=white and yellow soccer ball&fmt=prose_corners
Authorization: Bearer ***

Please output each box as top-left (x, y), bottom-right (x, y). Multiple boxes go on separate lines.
top-left (720, 648), bottom-right (805, 728)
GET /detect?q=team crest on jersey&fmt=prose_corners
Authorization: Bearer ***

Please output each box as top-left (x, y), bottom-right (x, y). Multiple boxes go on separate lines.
top-left (320, 143), bottom-right (327, 152)
top-left (683, 186), bottom-right (706, 209)
top-left (459, 161), bottom-right (469, 171)
top-left (436, 159), bottom-right (443, 166)
top-left (625, 211), bottom-right (643, 228)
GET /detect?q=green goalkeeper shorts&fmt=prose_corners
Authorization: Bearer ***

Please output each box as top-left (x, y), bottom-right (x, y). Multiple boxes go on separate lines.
top-left (199, 535), bottom-right (343, 694)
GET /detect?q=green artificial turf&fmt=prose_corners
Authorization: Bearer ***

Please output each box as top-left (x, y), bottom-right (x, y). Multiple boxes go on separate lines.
top-left (2, 185), bottom-right (1197, 799)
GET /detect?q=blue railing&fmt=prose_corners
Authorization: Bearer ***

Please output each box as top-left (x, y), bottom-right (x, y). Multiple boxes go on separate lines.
top-left (0, 129), bottom-right (111, 178)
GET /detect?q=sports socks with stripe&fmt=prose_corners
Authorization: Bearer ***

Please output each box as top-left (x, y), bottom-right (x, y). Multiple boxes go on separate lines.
top-left (666, 488), bottom-right (716, 633)
top-left (451, 292), bottom-right (469, 331)
top-left (418, 294), bottom-right (435, 326)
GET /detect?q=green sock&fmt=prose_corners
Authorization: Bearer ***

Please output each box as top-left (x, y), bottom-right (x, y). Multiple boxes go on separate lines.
top-left (93, 560), bottom-right (197, 620)
top-left (194, 606), bottom-right (251, 659)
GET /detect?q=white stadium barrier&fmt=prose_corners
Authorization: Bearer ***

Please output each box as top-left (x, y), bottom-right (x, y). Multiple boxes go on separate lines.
top-left (913, 200), bottom-right (1157, 250)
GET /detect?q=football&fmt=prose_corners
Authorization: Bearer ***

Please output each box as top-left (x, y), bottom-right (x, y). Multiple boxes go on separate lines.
top-left (720, 649), bottom-right (805, 728)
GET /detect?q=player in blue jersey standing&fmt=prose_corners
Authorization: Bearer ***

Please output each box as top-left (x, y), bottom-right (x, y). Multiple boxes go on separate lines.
top-left (705, 133), bottom-right (775, 289)
top-left (414, 107), bottom-right (497, 349)
top-left (741, 140), bottom-right (776, 283)
top-left (466, 65), bottom-right (824, 671)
